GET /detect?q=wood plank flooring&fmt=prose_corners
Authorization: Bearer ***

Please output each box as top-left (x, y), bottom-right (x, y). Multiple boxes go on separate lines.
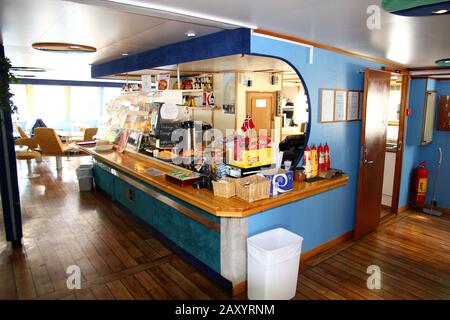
top-left (0, 156), bottom-right (449, 300)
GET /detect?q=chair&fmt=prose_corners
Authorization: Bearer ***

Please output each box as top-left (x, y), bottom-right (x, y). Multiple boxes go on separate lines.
top-left (68, 127), bottom-right (97, 143)
top-left (83, 128), bottom-right (98, 140)
top-left (34, 128), bottom-right (77, 170)
top-left (16, 124), bottom-right (29, 139)
top-left (15, 136), bottom-right (41, 179)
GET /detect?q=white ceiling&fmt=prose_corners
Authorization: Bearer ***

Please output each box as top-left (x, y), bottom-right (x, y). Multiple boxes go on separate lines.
top-left (128, 0), bottom-right (450, 68)
top-left (127, 54), bottom-right (297, 75)
top-left (1, 0), bottom-right (449, 81)
top-left (0, 0), bottom-right (225, 80)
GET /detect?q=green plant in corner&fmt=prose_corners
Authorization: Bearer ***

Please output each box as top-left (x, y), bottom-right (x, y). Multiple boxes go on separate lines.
top-left (0, 56), bottom-right (18, 115)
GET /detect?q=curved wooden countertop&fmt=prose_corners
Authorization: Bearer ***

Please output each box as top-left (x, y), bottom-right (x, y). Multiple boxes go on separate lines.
top-left (81, 147), bottom-right (349, 218)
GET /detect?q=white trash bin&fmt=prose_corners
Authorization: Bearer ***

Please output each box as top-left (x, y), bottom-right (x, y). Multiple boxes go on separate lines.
top-left (247, 228), bottom-right (303, 300)
top-left (76, 164), bottom-right (94, 192)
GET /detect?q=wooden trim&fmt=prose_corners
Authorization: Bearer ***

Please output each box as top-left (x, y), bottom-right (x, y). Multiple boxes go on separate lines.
top-left (300, 231), bottom-right (353, 263)
top-left (232, 281), bottom-right (247, 296)
top-left (398, 204), bottom-right (410, 213)
top-left (391, 75), bottom-right (410, 214)
top-left (253, 29), bottom-right (407, 70)
top-left (381, 204), bottom-right (391, 211)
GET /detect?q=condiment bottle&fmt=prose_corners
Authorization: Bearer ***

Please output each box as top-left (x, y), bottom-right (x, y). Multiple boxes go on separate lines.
top-left (303, 145), bottom-right (312, 178)
top-left (311, 144), bottom-right (318, 177)
top-left (318, 143), bottom-right (325, 173)
top-left (324, 143), bottom-right (330, 171)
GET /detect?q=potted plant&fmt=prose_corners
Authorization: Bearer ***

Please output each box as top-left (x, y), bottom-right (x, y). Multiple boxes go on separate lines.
top-left (0, 56), bottom-right (18, 116)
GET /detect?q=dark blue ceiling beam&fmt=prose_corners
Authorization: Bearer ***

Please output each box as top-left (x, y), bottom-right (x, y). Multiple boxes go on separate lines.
top-left (91, 28), bottom-right (251, 78)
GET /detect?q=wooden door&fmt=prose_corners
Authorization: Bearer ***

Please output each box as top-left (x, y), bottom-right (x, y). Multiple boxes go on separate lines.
top-left (246, 92), bottom-right (277, 136)
top-left (354, 70), bottom-right (391, 240)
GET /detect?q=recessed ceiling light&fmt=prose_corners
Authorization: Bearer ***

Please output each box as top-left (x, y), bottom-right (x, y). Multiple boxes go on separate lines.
top-left (32, 42), bottom-right (96, 53)
top-left (10, 66), bottom-right (47, 72)
top-left (122, 52), bottom-right (129, 56)
top-left (436, 58), bottom-right (450, 66)
top-left (432, 9), bottom-right (449, 15)
top-left (185, 30), bottom-right (197, 38)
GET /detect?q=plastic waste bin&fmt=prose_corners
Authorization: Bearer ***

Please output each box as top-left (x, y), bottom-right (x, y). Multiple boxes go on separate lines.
top-left (247, 228), bottom-right (303, 300)
top-left (76, 164), bottom-right (94, 192)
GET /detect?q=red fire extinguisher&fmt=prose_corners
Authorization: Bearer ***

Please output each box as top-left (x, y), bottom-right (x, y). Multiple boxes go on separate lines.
top-left (413, 161), bottom-right (428, 205)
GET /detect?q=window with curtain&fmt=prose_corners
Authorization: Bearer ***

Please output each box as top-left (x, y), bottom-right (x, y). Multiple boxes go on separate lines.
top-left (32, 85), bottom-right (66, 128)
top-left (69, 86), bottom-right (101, 122)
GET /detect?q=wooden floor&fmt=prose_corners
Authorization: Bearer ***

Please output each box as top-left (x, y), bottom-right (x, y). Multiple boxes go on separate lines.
top-left (1, 157), bottom-right (449, 300)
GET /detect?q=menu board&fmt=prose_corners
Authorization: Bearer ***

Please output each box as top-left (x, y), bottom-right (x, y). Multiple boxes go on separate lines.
top-left (157, 120), bottom-right (181, 147)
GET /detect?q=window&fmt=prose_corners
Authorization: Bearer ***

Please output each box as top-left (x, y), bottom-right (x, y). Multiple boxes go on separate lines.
top-left (10, 84), bottom-right (30, 122)
top-left (33, 85), bottom-right (66, 128)
top-left (102, 87), bottom-right (122, 111)
top-left (70, 86), bottom-right (101, 122)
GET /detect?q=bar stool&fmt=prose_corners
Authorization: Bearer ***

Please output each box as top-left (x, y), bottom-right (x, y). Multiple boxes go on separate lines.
top-left (16, 150), bottom-right (41, 179)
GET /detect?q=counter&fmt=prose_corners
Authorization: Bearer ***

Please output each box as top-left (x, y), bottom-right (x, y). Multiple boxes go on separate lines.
top-left (81, 147), bottom-right (348, 218)
top-left (80, 146), bottom-right (348, 294)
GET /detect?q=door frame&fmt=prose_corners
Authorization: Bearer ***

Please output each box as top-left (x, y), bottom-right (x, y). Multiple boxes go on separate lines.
top-left (390, 74), bottom-right (410, 214)
top-left (245, 91), bottom-right (277, 135)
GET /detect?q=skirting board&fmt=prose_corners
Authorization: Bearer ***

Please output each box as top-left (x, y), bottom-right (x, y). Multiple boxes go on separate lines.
top-left (398, 204), bottom-right (410, 213)
top-left (300, 231), bottom-right (353, 263)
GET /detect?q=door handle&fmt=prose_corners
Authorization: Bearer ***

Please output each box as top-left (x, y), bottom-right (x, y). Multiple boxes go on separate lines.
top-left (362, 147), bottom-right (374, 165)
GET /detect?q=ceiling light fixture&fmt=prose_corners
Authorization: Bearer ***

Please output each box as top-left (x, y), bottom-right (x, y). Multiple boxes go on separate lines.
top-left (185, 30), bottom-right (197, 38)
top-left (32, 42), bottom-right (96, 53)
top-left (432, 9), bottom-right (449, 14)
top-left (104, 0), bottom-right (258, 29)
top-left (122, 52), bottom-right (129, 56)
top-left (436, 58), bottom-right (450, 66)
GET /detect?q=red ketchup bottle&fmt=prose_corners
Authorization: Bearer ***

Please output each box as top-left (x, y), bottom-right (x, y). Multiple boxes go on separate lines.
top-left (324, 143), bottom-right (330, 171)
top-left (318, 143), bottom-right (325, 173)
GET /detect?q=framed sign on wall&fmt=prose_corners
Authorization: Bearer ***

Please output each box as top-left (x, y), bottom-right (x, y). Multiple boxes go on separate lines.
top-left (320, 88), bottom-right (363, 123)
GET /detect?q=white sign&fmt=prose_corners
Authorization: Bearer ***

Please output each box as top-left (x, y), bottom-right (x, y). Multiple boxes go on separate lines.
top-left (335, 90), bottom-right (347, 121)
top-left (160, 104), bottom-right (179, 120)
top-left (347, 91), bottom-right (359, 121)
top-left (321, 89), bottom-right (335, 122)
top-left (256, 99), bottom-right (267, 108)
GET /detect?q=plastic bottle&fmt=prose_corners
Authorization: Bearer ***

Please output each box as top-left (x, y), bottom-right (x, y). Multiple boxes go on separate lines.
top-left (303, 145), bottom-right (312, 178)
top-left (318, 143), bottom-right (325, 173)
top-left (324, 143), bottom-right (330, 171)
top-left (311, 144), bottom-right (318, 177)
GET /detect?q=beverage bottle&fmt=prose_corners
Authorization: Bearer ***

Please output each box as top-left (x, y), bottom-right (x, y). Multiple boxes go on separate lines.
top-left (311, 144), bottom-right (318, 177)
top-left (324, 143), bottom-right (330, 171)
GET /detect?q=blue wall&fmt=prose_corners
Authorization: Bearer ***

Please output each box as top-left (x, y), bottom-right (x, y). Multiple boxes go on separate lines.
top-left (423, 80), bottom-right (450, 208)
top-left (248, 35), bottom-right (386, 252)
top-left (398, 78), bottom-right (450, 209)
top-left (398, 79), bottom-right (426, 207)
